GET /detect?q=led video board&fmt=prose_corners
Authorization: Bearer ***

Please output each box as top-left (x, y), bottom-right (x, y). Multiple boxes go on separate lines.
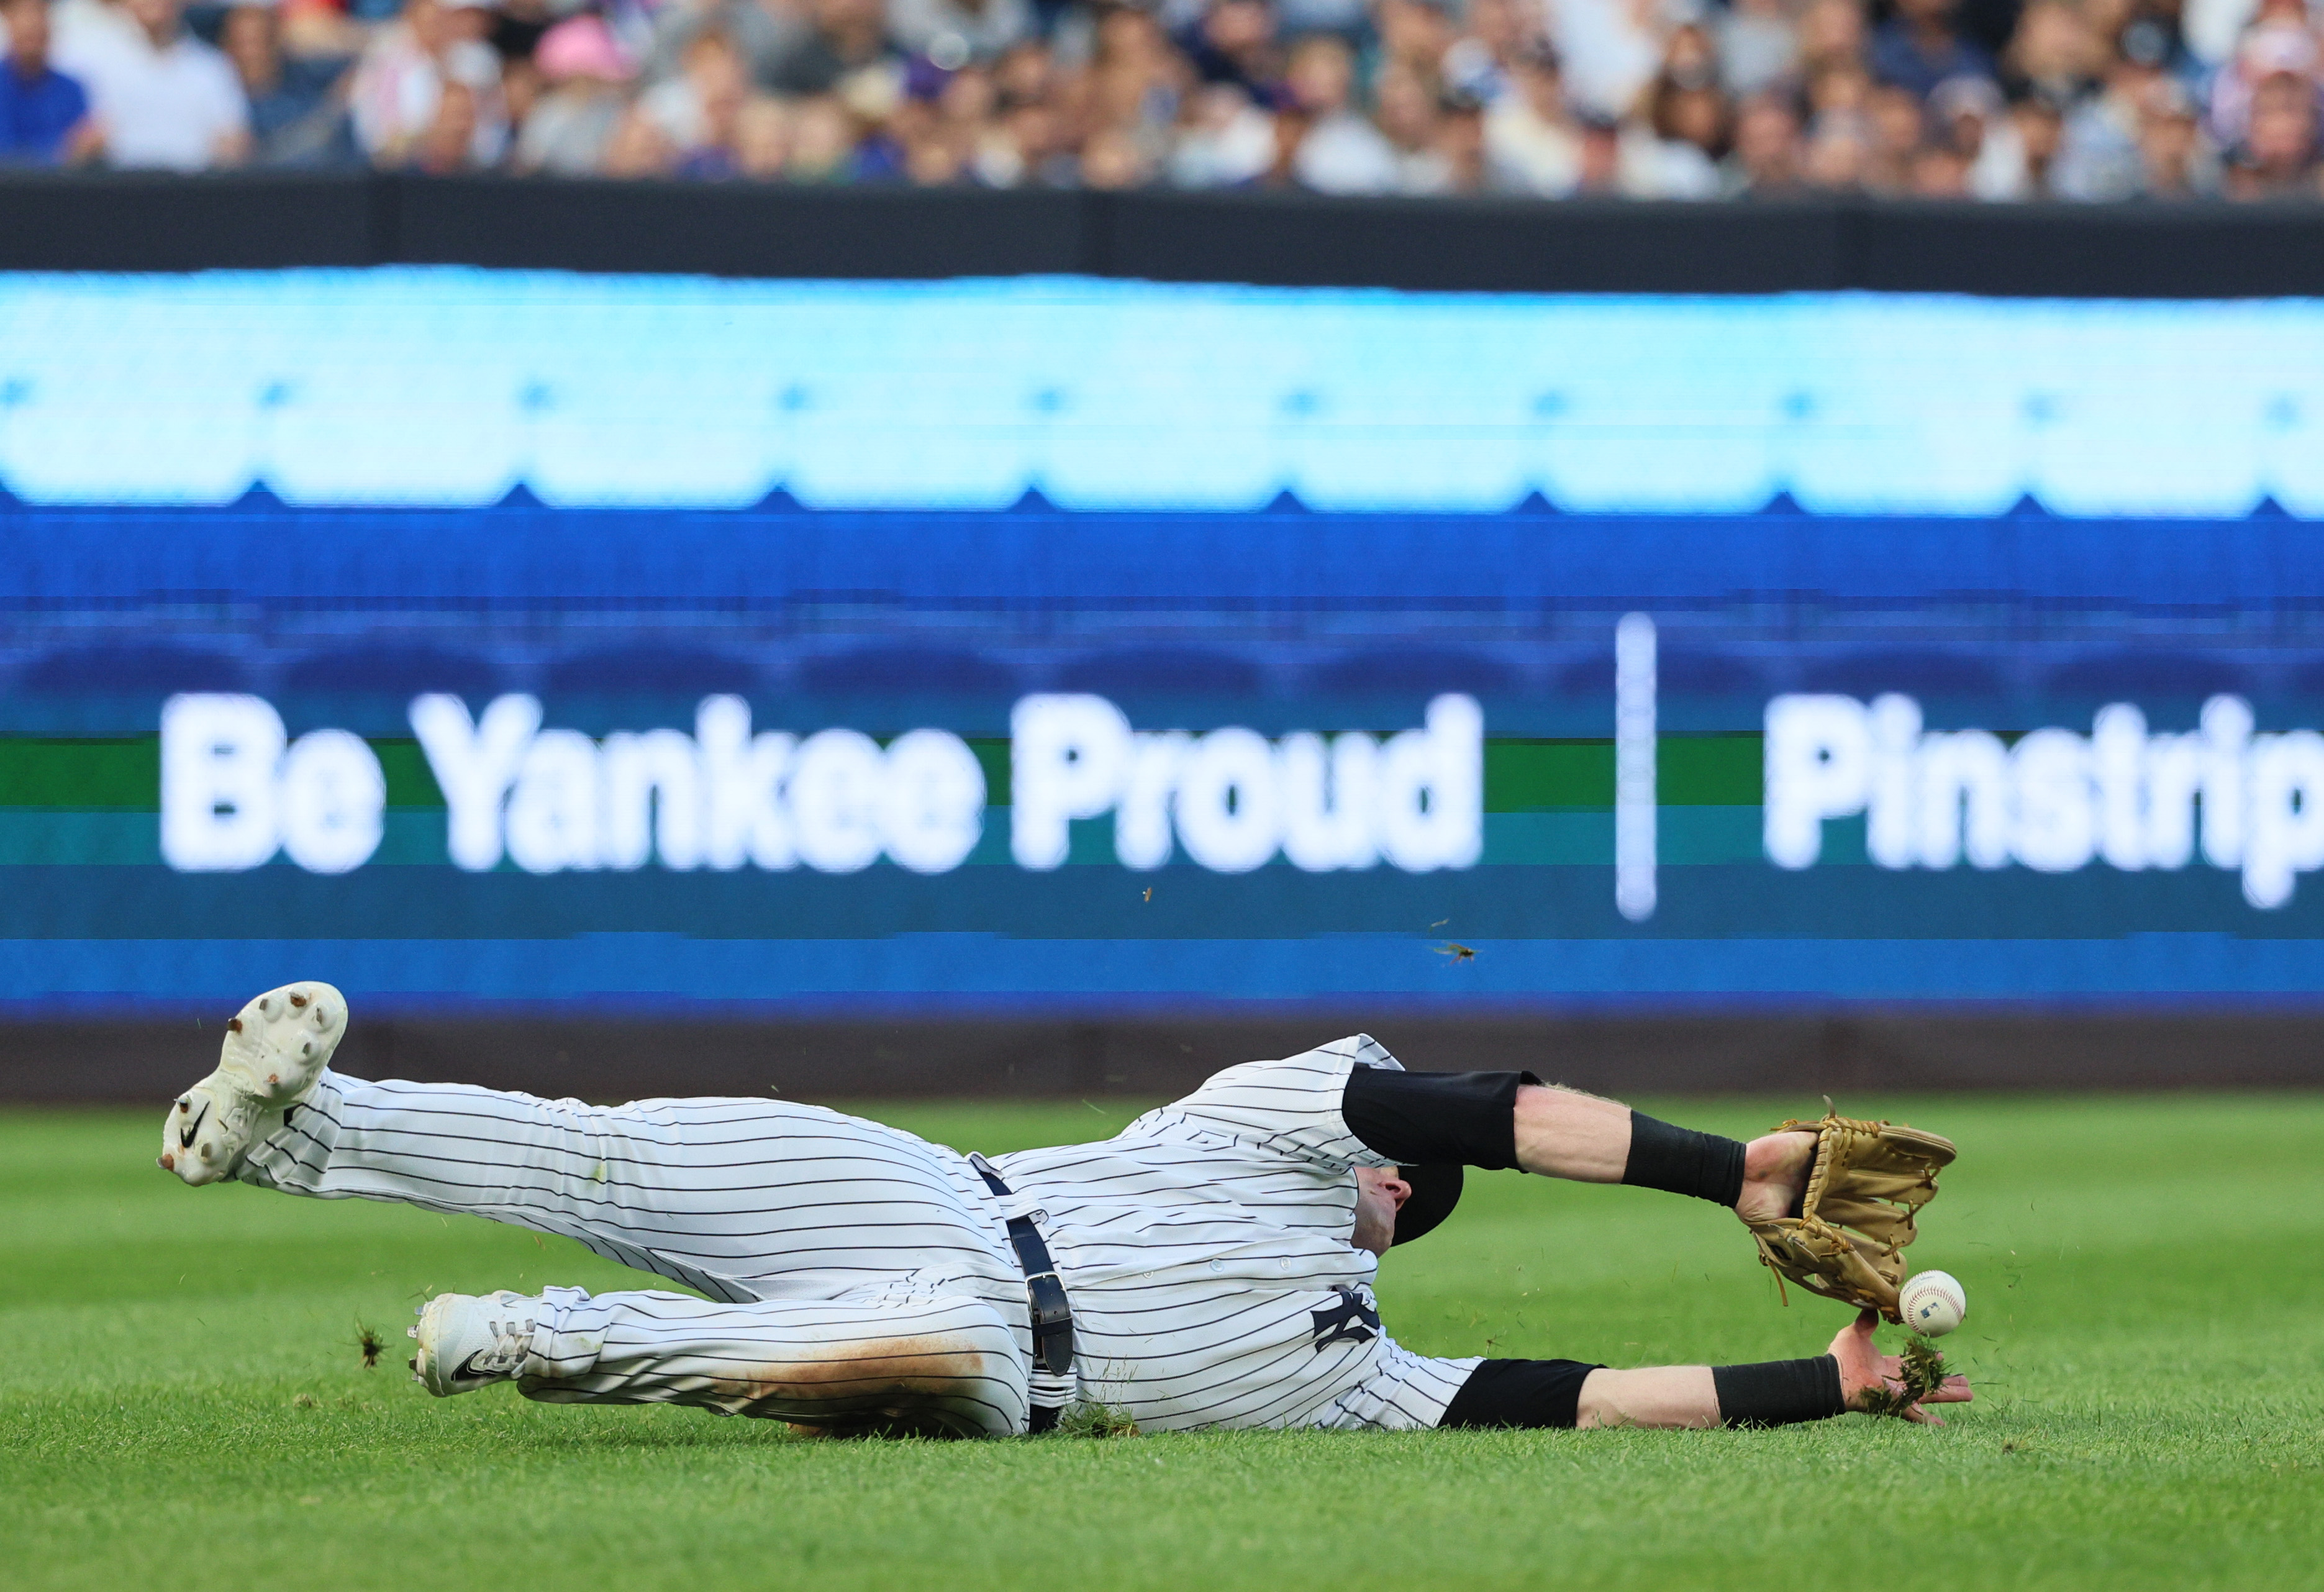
top-left (4, 273), bottom-right (2322, 1016)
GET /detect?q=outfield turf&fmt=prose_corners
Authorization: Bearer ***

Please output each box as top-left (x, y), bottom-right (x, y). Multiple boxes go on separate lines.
top-left (5, 1094), bottom-right (2322, 1591)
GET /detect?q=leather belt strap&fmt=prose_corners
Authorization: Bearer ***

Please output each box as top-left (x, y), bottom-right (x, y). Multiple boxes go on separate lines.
top-left (969, 1153), bottom-right (1074, 1434)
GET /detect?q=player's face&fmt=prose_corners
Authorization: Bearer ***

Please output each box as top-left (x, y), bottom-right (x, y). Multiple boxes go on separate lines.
top-left (1350, 1165), bottom-right (1412, 1256)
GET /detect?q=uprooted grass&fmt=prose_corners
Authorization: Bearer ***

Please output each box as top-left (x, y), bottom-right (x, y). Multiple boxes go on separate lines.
top-left (4, 1094), bottom-right (2322, 1592)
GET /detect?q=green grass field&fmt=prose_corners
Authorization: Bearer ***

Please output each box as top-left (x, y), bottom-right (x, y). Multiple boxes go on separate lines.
top-left (6, 1094), bottom-right (2322, 1591)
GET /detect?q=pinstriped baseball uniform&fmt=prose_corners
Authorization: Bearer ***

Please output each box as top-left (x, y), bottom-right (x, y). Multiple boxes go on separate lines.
top-left (234, 1034), bottom-right (1477, 1435)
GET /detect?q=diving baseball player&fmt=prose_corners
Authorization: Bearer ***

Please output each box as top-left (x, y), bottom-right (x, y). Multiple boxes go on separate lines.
top-left (158, 982), bottom-right (1971, 1436)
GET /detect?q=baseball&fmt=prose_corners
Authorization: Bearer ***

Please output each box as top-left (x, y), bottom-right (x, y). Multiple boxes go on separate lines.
top-left (1899, 1270), bottom-right (1968, 1337)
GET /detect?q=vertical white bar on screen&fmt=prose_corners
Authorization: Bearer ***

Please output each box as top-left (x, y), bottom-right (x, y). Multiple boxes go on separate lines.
top-left (1614, 612), bottom-right (1657, 922)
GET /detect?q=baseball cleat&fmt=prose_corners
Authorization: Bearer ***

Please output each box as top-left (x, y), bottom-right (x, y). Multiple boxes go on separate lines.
top-left (409, 1291), bottom-right (542, 1396)
top-left (157, 981), bottom-right (347, 1186)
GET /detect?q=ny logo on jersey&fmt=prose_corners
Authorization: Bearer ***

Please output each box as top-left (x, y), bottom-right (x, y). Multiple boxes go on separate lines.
top-left (1310, 1286), bottom-right (1381, 1350)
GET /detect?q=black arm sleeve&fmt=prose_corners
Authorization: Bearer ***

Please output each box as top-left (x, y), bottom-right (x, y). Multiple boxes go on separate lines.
top-left (1623, 1111), bottom-right (1748, 1208)
top-left (1437, 1358), bottom-right (1604, 1429)
top-left (1711, 1356), bottom-right (1848, 1427)
top-left (1340, 1067), bottom-right (1543, 1170)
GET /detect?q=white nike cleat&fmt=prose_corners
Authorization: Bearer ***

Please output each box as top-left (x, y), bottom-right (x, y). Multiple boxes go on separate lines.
top-left (157, 981), bottom-right (347, 1186)
top-left (409, 1291), bottom-right (542, 1397)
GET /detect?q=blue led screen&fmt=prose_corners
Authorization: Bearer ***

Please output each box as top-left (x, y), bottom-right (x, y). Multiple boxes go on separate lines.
top-left (5, 271), bottom-right (2323, 1017)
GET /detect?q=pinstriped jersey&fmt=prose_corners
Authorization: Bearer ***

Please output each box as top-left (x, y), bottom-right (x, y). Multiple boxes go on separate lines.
top-left (991, 1034), bottom-right (1479, 1432)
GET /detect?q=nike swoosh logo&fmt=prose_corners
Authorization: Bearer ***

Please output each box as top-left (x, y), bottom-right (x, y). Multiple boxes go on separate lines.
top-left (453, 1349), bottom-right (501, 1382)
top-left (178, 1102), bottom-right (208, 1150)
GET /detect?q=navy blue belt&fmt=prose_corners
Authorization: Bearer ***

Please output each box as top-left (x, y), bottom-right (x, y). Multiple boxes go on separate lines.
top-left (970, 1153), bottom-right (1074, 1434)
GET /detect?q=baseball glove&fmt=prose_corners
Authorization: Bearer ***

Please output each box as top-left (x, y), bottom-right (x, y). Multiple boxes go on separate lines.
top-left (1745, 1108), bottom-right (1956, 1323)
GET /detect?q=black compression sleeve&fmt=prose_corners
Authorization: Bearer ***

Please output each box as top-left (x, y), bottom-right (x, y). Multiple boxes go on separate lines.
top-left (1340, 1067), bottom-right (1542, 1170)
top-left (1622, 1111), bottom-right (1748, 1208)
top-left (1438, 1359), bottom-right (1604, 1429)
top-left (1711, 1356), bottom-right (1848, 1427)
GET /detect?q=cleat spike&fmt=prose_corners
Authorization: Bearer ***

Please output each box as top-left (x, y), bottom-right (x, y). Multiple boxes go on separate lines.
top-left (227, 1017), bottom-right (242, 1033)
top-left (289, 991), bottom-right (309, 1008)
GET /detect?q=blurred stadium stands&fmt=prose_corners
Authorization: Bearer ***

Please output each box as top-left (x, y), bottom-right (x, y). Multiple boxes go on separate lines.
top-left (5, 0), bottom-right (2321, 201)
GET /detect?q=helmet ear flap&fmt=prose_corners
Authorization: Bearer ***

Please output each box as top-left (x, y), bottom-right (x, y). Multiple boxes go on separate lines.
top-left (1389, 1163), bottom-right (1464, 1245)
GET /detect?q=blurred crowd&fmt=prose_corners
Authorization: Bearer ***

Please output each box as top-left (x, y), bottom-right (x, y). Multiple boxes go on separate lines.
top-left (4, 0), bottom-right (2323, 197)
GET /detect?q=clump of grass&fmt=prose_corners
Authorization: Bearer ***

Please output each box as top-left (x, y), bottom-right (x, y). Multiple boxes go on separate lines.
top-left (1051, 1400), bottom-right (1140, 1439)
top-left (1859, 1336), bottom-right (1952, 1419)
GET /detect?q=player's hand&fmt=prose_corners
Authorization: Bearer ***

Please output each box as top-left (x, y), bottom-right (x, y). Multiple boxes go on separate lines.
top-left (1733, 1129), bottom-right (1817, 1225)
top-left (1829, 1309), bottom-right (1972, 1424)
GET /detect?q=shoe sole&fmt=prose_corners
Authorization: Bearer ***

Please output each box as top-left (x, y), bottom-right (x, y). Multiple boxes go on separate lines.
top-left (159, 981), bottom-right (348, 1186)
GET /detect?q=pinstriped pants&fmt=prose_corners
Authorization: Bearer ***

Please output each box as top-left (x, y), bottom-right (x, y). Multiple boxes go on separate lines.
top-left (240, 1071), bottom-right (1033, 1435)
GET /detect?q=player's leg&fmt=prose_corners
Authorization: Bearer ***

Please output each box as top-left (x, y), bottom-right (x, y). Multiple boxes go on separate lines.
top-left (157, 984), bottom-right (1010, 1302)
top-left (411, 1284), bottom-right (1032, 1437)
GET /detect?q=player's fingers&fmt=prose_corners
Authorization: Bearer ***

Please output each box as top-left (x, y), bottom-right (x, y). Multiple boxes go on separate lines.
top-left (1925, 1376), bottom-right (1974, 1403)
top-left (1904, 1406), bottom-right (1946, 1427)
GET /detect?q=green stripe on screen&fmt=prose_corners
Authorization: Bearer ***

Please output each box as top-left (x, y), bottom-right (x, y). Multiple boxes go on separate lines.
top-left (0, 734), bottom-right (1768, 816)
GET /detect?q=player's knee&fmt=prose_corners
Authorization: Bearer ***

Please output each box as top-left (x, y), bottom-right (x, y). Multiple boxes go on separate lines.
top-left (765, 1298), bottom-right (1029, 1439)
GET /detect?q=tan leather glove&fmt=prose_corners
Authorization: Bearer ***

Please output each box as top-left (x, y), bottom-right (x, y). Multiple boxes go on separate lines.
top-left (1745, 1109), bottom-right (1956, 1323)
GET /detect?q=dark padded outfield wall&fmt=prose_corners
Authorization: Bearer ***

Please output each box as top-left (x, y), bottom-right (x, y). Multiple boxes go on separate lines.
top-left (7, 174), bottom-right (2324, 296)
top-left (5, 272), bottom-right (2322, 1098)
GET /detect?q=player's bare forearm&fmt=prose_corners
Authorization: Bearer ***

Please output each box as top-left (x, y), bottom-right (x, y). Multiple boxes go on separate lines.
top-left (1511, 1083), bottom-right (1632, 1181)
top-left (1574, 1365), bottom-right (1720, 1429)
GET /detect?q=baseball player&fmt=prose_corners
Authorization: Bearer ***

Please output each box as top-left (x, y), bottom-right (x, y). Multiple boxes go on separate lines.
top-left (159, 982), bottom-right (1971, 1436)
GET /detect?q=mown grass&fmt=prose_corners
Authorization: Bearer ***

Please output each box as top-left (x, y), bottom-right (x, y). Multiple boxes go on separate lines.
top-left (5, 1094), bottom-right (2322, 1591)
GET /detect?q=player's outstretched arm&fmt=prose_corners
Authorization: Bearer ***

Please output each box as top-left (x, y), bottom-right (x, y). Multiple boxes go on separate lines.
top-left (1571, 1311), bottom-right (1973, 1429)
top-left (1509, 1083), bottom-right (1818, 1217)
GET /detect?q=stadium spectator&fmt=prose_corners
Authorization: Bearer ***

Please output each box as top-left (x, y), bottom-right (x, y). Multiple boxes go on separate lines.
top-left (1168, 78), bottom-right (1275, 184)
top-left (1552, 0), bottom-right (1661, 120)
top-left (1861, 79), bottom-right (1924, 188)
top-left (1286, 30), bottom-right (1397, 190)
top-left (642, 0), bottom-right (806, 93)
top-left (1, 0), bottom-right (99, 163)
top-left (1176, 0), bottom-right (1280, 102)
top-left (888, 0), bottom-right (1032, 67)
top-left (1717, 0), bottom-right (1799, 97)
top-left (220, 1), bottom-right (352, 164)
top-left (1483, 44), bottom-right (1580, 194)
top-left (1620, 50), bottom-right (1723, 194)
top-left (1724, 87), bottom-right (1804, 191)
top-left (784, 88), bottom-right (861, 178)
top-left (1796, 0), bottom-right (1869, 81)
top-left (2225, 63), bottom-right (2320, 194)
top-left (56, 0), bottom-right (250, 166)
top-left (2009, 86), bottom-right (2069, 193)
top-left (2134, 76), bottom-right (2219, 194)
top-left (2002, 0), bottom-right (2104, 105)
top-left (763, 0), bottom-right (894, 96)
top-left (348, 0), bottom-right (502, 166)
top-left (730, 89), bottom-right (789, 173)
top-left (1371, 59), bottom-right (1451, 189)
top-left (511, 12), bottom-right (629, 173)
top-left (1433, 82), bottom-right (1484, 186)
top-left (2207, 0), bottom-right (2313, 148)
top-left (2049, 16), bottom-right (2176, 198)
top-left (638, 25), bottom-right (747, 168)
top-left (1871, 0), bottom-right (1997, 99)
